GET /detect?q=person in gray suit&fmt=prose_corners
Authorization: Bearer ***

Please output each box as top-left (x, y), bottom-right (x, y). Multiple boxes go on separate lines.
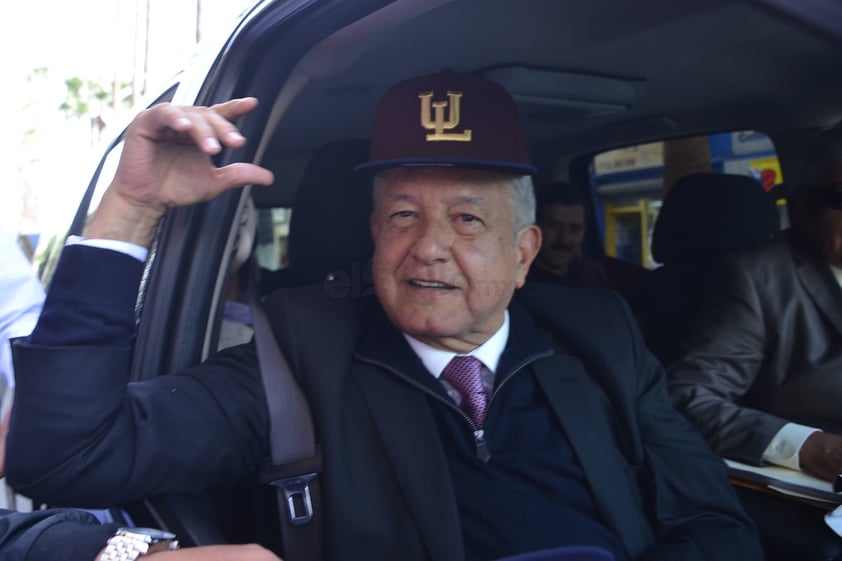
top-left (668, 124), bottom-right (842, 482)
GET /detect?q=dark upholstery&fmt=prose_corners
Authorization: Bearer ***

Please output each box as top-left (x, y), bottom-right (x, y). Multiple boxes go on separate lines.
top-left (260, 139), bottom-right (373, 293)
top-left (596, 255), bottom-right (651, 315)
top-left (651, 173), bottom-right (779, 264)
top-left (642, 172), bottom-right (779, 365)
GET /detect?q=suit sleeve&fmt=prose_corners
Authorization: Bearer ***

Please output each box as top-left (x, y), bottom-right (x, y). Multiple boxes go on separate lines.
top-left (611, 293), bottom-right (763, 561)
top-left (665, 255), bottom-right (787, 464)
top-left (0, 507), bottom-right (119, 561)
top-left (6, 245), bottom-right (269, 507)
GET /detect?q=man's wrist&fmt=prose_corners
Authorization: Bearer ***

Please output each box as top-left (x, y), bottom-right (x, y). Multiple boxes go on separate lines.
top-left (67, 236), bottom-right (149, 262)
top-left (97, 527), bottom-right (179, 561)
top-left (84, 190), bottom-right (165, 248)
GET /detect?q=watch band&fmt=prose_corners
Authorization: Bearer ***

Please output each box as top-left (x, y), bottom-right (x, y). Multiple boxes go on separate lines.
top-left (99, 527), bottom-right (179, 561)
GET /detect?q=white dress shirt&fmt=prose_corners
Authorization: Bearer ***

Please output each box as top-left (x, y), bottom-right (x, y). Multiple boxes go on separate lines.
top-left (403, 312), bottom-right (509, 405)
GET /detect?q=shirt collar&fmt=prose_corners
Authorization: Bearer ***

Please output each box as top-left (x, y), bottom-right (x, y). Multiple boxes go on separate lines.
top-left (403, 311), bottom-right (510, 378)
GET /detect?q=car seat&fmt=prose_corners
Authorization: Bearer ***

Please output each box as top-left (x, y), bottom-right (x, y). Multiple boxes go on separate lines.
top-left (184, 140), bottom-right (375, 552)
top-left (640, 172), bottom-right (779, 366)
top-left (259, 139), bottom-right (374, 296)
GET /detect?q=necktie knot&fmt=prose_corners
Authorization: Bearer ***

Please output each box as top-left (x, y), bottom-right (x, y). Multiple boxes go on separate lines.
top-left (441, 355), bottom-right (488, 428)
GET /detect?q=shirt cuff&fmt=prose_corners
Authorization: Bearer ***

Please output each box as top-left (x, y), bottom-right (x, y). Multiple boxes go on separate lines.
top-left (762, 422), bottom-right (821, 471)
top-left (66, 235), bottom-right (148, 263)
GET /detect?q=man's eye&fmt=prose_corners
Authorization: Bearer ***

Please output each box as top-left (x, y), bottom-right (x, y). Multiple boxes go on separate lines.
top-left (458, 214), bottom-right (480, 223)
top-left (391, 210), bottom-right (414, 219)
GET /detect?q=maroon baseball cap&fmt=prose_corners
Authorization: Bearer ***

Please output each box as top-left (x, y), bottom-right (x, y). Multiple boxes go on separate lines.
top-left (356, 70), bottom-right (536, 175)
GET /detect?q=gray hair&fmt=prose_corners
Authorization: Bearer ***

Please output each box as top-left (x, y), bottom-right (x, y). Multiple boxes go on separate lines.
top-left (509, 174), bottom-right (536, 237)
top-left (373, 169), bottom-right (535, 239)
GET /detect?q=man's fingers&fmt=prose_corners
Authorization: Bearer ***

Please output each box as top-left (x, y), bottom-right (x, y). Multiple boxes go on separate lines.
top-left (178, 108), bottom-right (224, 153)
top-left (210, 97), bottom-right (260, 120)
top-left (138, 103), bottom-right (194, 136)
top-left (211, 162), bottom-right (275, 196)
top-left (203, 109), bottom-right (248, 149)
top-left (205, 98), bottom-right (260, 148)
top-left (139, 98), bottom-right (259, 154)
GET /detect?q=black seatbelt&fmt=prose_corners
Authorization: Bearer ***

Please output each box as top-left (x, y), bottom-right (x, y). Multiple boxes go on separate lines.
top-left (249, 265), bottom-right (325, 561)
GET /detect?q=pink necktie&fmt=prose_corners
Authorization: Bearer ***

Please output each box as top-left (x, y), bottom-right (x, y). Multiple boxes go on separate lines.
top-left (441, 356), bottom-right (488, 428)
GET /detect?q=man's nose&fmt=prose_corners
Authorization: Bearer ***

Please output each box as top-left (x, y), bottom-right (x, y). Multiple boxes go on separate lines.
top-left (560, 226), bottom-right (578, 246)
top-left (411, 218), bottom-right (452, 263)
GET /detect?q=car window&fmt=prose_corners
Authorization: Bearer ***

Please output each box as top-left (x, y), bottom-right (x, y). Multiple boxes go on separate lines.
top-left (590, 130), bottom-right (785, 269)
top-left (255, 207), bottom-right (292, 273)
top-left (35, 85), bottom-right (179, 288)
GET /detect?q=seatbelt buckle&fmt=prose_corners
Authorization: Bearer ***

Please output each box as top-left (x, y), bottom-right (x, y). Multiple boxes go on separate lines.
top-left (270, 473), bottom-right (318, 525)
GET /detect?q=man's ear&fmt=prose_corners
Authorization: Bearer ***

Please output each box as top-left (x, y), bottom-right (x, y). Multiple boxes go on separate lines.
top-left (514, 225), bottom-right (541, 288)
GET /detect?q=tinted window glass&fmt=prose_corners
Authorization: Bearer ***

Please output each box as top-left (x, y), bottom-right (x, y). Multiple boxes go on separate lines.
top-left (590, 131), bottom-right (785, 268)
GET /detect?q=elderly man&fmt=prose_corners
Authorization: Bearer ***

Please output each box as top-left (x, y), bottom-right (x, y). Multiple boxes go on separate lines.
top-left (7, 72), bottom-right (760, 561)
top-left (668, 125), bottom-right (842, 482)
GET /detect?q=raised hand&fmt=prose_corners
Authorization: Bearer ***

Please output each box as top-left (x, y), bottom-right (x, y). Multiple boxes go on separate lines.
top-left (86, 97), bottom-right (275, 247)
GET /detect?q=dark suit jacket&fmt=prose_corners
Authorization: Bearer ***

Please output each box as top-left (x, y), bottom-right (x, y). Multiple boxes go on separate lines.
top-left (0, 508), bottom-right (118, 561)
top-left (526, 257), bottom-right (610, 290)
top-left (8, 246), bottom-right (760, 561)
top-left (667, 229), bottom-right (842, 464)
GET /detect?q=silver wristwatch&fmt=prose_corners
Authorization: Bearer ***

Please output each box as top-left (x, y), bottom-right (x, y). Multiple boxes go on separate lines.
top-left (98, 527), bottom-right (179, 561)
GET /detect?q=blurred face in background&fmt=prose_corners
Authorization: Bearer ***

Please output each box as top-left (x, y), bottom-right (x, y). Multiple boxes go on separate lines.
top-left (535, 202), bottom-right (585, 276)
top-left (797, 161), bottom-right (842, 268)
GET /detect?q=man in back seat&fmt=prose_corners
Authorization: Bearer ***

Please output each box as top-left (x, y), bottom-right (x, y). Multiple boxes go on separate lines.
top-left (8, 72), bottom-right (761, 561)
top-left (668, 124), bottom-right (842, 482)
top-left (527, 182), bottom-right (610, 290)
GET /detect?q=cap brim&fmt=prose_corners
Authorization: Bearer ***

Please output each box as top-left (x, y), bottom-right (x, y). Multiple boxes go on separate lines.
top-left (355, 157), bottom-right (536, 175)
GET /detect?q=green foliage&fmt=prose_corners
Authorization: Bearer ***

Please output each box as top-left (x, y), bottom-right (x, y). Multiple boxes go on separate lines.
top-left (28, 66), bottom-right (49, 81)
top-left (59, 75), bottom-right (134, 120)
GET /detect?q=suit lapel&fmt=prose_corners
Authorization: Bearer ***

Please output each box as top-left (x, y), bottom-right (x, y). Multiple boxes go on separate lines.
top-left (351, 307), bottom-right (462, 561)
top-left (349, 298), bottom-right (657, 560)
top-left (791, 234), bottom-right (842, 335)
top-left (533, 353), bottom-right (653, 559)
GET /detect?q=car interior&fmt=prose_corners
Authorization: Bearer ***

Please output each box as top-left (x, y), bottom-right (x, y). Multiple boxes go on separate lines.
top-left (34, 0), bottom-right (842, 559)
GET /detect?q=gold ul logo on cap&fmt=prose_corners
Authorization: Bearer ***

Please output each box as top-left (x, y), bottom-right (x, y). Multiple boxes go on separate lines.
top-left (419, 91), bottom-right (472, 142)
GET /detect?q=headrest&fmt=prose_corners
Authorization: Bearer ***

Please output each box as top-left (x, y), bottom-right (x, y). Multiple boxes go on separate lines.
top-left (651, 172), bottom-right (779, 264)
top-left (286, 139), bottom-right (374, 285)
